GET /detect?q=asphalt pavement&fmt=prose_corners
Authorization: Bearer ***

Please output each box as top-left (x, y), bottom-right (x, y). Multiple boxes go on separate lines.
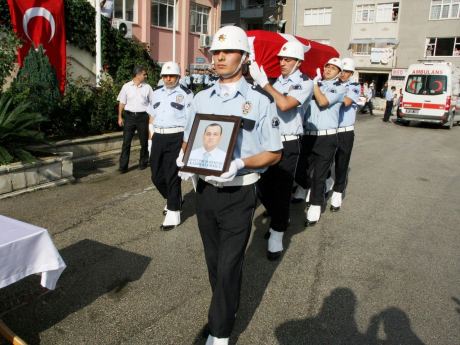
top-left (0, 111), bottom-right (459, 345)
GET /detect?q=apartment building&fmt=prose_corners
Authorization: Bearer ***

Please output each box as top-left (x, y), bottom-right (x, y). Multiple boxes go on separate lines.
top-left (220, 0), bottom-right (284, 32)
top-left (283, 0), bottom-right (460, 93)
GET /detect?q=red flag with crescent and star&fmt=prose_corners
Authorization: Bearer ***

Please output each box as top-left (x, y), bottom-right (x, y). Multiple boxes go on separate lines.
top-left (6, 0), bottom-right (66, 92)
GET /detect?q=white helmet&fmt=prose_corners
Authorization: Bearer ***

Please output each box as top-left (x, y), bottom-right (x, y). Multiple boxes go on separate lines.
top-left (210, 26), bottom-right (250, 53)
top-left (160, 61), bottom-right (180, 76)
top-left (277, 41), bottom-right (305, 61)
top-left (325, 57), bottom-right (343, 71)
top-left (341, 58), bottom-right (355, 72)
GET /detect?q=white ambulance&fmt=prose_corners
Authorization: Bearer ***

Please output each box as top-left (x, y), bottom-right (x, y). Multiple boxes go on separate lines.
top-left (398, 62), bottom-right (459, 128)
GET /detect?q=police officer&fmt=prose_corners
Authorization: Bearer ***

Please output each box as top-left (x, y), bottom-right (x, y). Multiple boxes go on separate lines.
top-left (177, 26), bottom-right (282, 345)
top-left (117, 65), bottom-right (153, 173)
top-left (330, 58), bottom-right (360, 212)
top-left (249, 40), bottom-right (313, 260)
top-left (295, 58), bottom-right (346, 226)
top-left (147, 61), bottom-right (193, 230)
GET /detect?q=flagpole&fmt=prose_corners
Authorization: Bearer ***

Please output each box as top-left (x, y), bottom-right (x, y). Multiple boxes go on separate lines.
top-left (172, 0), bottom-right (176, 62)
top-left (95, 0), bottom-right (102, 86)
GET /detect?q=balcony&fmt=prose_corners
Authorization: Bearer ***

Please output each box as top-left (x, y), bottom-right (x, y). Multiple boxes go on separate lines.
top-left (241, 0), bottom-right (264, 18)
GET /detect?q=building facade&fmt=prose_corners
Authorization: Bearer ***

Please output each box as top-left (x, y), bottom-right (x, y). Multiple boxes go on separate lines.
top-left (220, 0), bottom-right (285, 32)
top-left (87, 0), bottom-right (222, 75)
top-left (283, 0), bottom-right (460, 94)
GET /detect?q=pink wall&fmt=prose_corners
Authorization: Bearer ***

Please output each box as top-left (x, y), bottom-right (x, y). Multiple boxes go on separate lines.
top-left (132, 0), bottom-right (220, 74)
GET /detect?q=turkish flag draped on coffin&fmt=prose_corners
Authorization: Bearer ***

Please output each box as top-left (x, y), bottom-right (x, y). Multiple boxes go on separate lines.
top-left (246, 30), bottom-right (340, 79)
top-left (7, 0), bottom-right (66, 92)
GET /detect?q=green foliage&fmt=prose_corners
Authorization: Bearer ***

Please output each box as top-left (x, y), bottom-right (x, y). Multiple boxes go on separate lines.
top-left (0, 94), bottom-right (47, 165)
top-left (0, 26), bottom-right (20, 88)
top-left (9, 46), bottom-right (60, 118)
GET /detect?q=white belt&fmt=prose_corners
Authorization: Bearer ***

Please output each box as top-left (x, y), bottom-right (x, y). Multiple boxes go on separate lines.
top-left (337, 125), bottom-right (355, 133)
top-left (281, 135), bottom-right (300, 142)
top-left (306, 129), bottom-right (338, 136)
top-left (199, 173), bottom-right (260, 188)
top-left (153, 127), bottom-right (184, 134)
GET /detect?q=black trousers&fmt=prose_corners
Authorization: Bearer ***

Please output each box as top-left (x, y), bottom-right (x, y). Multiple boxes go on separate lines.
top-left (149, 132), bottom-right (183, 211)
top-left (196, 179), bottom-right (257, 338)
top-left (333, 131), bottom-right (355, 193)
top-left (295, 134), bottom-right (337, 206)
top-left (383, 100), bottom-right (394, 122)
top-left (361, 101), bottom-right (374, 115)
top-left (119, 112), bottom-right (149, 170)
top-left (258, 139), bottom-right (300, 232)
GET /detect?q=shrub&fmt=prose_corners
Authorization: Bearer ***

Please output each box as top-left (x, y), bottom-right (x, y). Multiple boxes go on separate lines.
top-left (0, 26), bottom-right (21, 89)
top-left (0, 94), bottom-right (47, 165)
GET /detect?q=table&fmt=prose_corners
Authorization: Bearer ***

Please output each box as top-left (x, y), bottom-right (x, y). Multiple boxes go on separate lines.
top-left (0, 215), bottom-right (66, 344)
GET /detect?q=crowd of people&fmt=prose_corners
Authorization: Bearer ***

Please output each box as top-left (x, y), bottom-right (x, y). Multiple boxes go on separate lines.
top-left (115, 26), bottom-right (375, 345)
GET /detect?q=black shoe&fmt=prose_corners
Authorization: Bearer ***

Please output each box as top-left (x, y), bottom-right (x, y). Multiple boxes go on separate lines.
top-left (264, 230), bottom-right (271, 240)
top-left (291, 197), bottom-right (303, 204)
top-left (118, 168), bottom-right (128, 174)
top-left (138, 165), bottom-right (148, 170)
top-left (267, 250), bottom-right (282, 261)
top-left (305, 218), bottom-right (318, 227)
top-left (330, 205), bottom-right (340, 212)
top-left (160, 224), bottom-right (177, 231)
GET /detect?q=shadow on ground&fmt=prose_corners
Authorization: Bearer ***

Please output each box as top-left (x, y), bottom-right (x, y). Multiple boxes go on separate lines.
top-left (0, 240), bottom-right (151, 345)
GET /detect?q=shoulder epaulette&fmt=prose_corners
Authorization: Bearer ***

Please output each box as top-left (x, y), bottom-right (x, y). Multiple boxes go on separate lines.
top-left (333, 80), bottom-right (342, 86)
top-left (153, 85), bottom-right (163, 91)
top-left (252, 84), bottom-right (274, 103)
top-left (350, 82), bottom-right (360, 86)
top-left (180, 84), bottom-right (192, 94)
top-left (300, 74), bottom-right (310, 81)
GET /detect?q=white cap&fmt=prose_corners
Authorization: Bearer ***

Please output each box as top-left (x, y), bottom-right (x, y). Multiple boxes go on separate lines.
top-left (277, 41), bottom-right (305, 61)
top-left (341, 58), bottom-right (355, 72)
top-left (325, 57), bottom-right (343, 71)
top-left (160, 61), bottom-right (180, 76)
top-left (210, 26), bottom-right (250, 53)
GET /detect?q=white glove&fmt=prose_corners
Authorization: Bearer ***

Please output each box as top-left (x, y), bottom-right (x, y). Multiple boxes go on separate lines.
top-left (313, 67), bottom-right (322, 85)
top-left (249, 61), bottom-right (269, 88)
top-left (204, 158), bottom-right (245, 184)
top-left (176, 149), bottom-right (185, 168)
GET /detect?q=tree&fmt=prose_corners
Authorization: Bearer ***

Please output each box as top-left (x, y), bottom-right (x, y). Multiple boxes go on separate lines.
top-left (0, 26), bottom-right (20, 90)
top-left (9, 45), bottom-right (61, 118)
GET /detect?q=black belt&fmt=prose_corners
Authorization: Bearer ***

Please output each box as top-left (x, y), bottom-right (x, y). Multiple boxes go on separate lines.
top-left (125, 110), bottom-right (147, 115)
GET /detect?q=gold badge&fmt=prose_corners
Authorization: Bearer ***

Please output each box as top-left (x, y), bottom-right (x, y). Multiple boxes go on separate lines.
top-left (242, 101), bottom-right (252, 115)
top-left (218, 34), bottom-right (226, 42)
top-left (176, 94), bottom-right (184, 103)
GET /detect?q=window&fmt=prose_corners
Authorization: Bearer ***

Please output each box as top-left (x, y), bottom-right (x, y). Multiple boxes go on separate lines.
top-left (351, 43), bottom-right (374, 55)
top-left (405, 75), bottom-right (447, 95)
top-left (303, 7), bottom-right (332, 26)
top-left (190, 3), bottom-right (210, 34)
top-left (425, 37), bottom-right (460, 56)
top-left (356, 4), bottom-right (375, 23)
top-left (376, 2), bottom-right (399, 22)
top-left (222, 0), bottom-right (236, 11)
top-left (430, 0), bottom-right (460, 19)
top-left (151, 0), bottom-right (174, 28)
top-left (114, 0), bottom-right (136, 22)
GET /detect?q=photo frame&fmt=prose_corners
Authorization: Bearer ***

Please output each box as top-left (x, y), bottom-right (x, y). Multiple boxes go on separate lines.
top-left (181, 114), bottom-right (241, 176)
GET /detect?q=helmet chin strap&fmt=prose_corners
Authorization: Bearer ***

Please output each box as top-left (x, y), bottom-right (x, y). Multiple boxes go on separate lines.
top-left (219, 52), bottom-right (248, 80)
top-left (165, 78), bottom-right (179, 89)
top-left (287, 60), bottom-right (301, 77)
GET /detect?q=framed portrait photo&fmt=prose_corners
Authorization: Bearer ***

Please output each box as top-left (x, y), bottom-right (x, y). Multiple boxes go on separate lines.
top-left (181, 114), bottom-right (241, 176)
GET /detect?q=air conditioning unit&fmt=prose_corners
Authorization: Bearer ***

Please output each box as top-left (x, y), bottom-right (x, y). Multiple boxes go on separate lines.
top-left (112, 19), bottom-right (133, 39)
top-left (199, 34), bottom-right (212, 48)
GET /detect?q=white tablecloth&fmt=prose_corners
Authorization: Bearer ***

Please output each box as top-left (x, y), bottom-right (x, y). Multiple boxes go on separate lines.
top-left (0, 215), bottom-right (66, 290)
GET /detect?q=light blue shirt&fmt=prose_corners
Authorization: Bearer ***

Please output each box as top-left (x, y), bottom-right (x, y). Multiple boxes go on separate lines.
top-left (339, 81), bottom-right (360, 127)
top-left (385, 89), bottom-right (395, 101)
top-left (184, 77), bottom-right (283, 174)
top-left (146, 84), bottom-right (193, 129)
top-left (305, 78), bottom-right (347, 131)
top-left (273, 70), bottom-right (313, 135)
